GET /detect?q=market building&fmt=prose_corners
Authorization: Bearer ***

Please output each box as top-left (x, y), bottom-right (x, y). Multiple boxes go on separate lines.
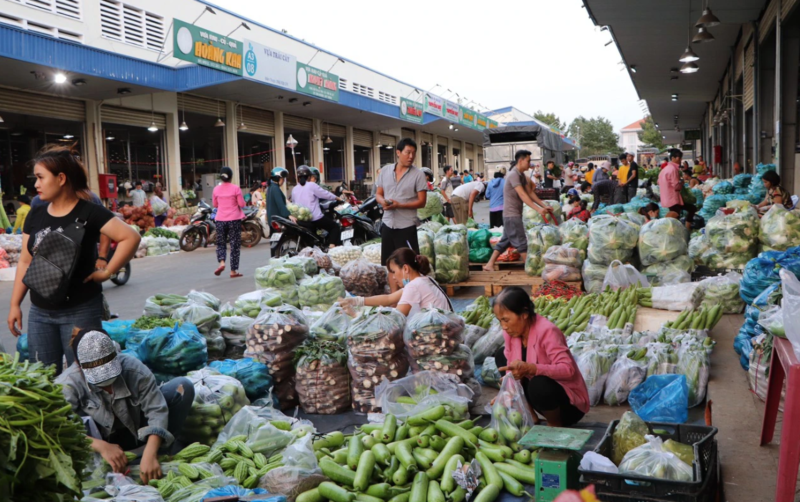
top-left (0, 0), bottom-right (560, 203)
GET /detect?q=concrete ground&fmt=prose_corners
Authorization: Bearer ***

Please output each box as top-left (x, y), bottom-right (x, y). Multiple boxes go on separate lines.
top-left (0, 199), bottom-right (788, 500)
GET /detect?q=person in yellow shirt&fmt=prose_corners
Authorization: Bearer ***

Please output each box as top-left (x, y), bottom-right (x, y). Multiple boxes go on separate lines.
top-left (12, 195), bottom-right (30, 234)
top-left (585, 163), bottom-right (595, 184)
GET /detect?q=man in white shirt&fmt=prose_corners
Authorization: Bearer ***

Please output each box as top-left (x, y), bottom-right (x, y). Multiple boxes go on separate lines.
top-left (130, 181), bottom-right (146, 207)
top-left (450, 180), bottom-right (485, 224)
top-left (563, 162), bottom-right (575, 193)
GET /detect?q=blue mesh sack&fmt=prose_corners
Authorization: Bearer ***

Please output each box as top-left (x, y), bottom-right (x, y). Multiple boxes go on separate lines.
top-left (102, 319), bottom-right (135, 348)
top-left (200, 486), bottom-right (278, 501)
top-left (209, 358), bottom-right (274, 400)
top-left (16, 334), bottom-right (29, 361)
top-left (629, 374), bottom-right (689, 423)
top-left (733, 173), bottom-right (754, 190)
top-left (712, 181), bottom-right (733, 195)
top-left (740, 256), bottom-right (781, 304)
top-left (137, 323), bottom-right (207, 375)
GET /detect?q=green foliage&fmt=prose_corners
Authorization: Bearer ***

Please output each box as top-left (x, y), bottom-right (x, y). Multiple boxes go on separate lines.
top-left (533, 110), bottom-right (566, 132)
top-left (638, 116), bottom-right (665, 150)
top-left (567, 116), bottom-right (622, 157)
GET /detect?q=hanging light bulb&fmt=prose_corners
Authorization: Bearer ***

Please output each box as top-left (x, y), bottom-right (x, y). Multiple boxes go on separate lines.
top-left (680, 61), bottom-right (700, 73)
top-left (215, 117), bottom-right (225, 127)
top-left (148, 121), bottom-right (159, 132)
top-left (679, 46), bottom-right (699, 62)
top-left (238, 122), bottom-right (247, 131)
top-left (179, 121), bottom-right (189, 131)
top-left (695, 1), bottom-right (721, 28)
top-left (692, 27), bottom-right (715, 43)
top-left (325, 136), bottom-right (333, 144)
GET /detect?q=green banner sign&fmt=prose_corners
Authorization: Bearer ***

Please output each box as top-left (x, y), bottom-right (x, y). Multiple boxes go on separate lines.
top-left (296, 63), bottom-right (339, 102)
top-left (400, 98), bottom-right (424, 124)
top-left (460, 108), bottom-right (477, 129)
top-left (475, 114), bottom-right (488, 129)
top-left (487, 119), bottom-right (499, 129)
top-left (173, 18), bottom-right (242, 75)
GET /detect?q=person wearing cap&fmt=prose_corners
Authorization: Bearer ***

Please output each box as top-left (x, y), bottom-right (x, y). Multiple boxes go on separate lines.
top-left (265, 167), bottom-right (296, 225)
top-left (593, 161), bottom-right (611, 183)
top-left (56, 329), bottom-right (194, 483)
top-left (212, 167), bottom-right (246, 278)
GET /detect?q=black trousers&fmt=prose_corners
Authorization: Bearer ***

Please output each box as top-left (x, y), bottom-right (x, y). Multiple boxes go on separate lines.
top-left (494, 348), bottom-right (585, 427)
top-left (489, 210), bottom-right (504, 229)
top-left (381, 224), bottom-right (419, 266)
top-left (309, 214), bottom-right (342, 247)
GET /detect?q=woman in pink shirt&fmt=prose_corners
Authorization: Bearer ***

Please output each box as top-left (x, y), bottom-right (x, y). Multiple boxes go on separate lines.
top-left (658, 149), bottom-right (696, 230)
top-left (212, 167), bottom-right (246, 278)
top-left (493, 287), bottom-right (589, 427)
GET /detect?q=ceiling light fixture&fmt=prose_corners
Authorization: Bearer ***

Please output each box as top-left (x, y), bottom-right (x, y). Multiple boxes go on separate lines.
top-left (672, 94), bottom-right (679, 101)
top-left (655, 123), bottom-right (659, 128)
top-left (0, 115), bottom-right (4, 123)
top-left (179, 93), bottom-right (188, 131)
top-left (147, 94), bottom-right (158, 132)
top-left (679, 2), bottom-right (702, 65)
top-left (106, 135), bottom-right (115, 141)
top-left (117, 87), bottom-right (132, 95)
top-left (72, 78), bottom-right (86, 86)
top-left (214, 100), bottom-right (225, 127)
top-left (693, 26), bottom-right (715, 43)
top-left (63, 134), bottom-right (74, 139)
top-left (695, 0), bottom-right (721, 28)
top-left (54, 73), bottom-right (67, 84)
top-left (325, 136), bottom-right (333, 144)
top-left (681, 61), bottom-right (700, 73)
top-left (237, 103), bottom-right (246, 131)
top-left (454, 128), bottom-right (459, 132)
top-left (679, 46), bottom-right (700, 62)
top-left (449, 124), bottom-right (454, 130)
top-left (148, 122), bottom-right (159, 132)
top-left (630, 65), bottom-right (637, 73)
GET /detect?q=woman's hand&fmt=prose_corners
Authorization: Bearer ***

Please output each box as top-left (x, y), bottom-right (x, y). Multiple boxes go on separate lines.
top-left (84, 269), bottom-right (112, 284)
top-left (7, 305), bottom-right (22, 337)
top-left (95, 440), bottom-right (128, 473)
top-left (139, 452), bottom-right (162, 484)
top-left (289, 215), bottom-right (298, 223)
top-left (498, 360), bottom-right (537, 381)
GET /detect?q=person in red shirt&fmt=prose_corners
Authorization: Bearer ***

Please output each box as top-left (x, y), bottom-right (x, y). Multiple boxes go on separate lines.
top-left (566, 195), bottom-right (590, 223)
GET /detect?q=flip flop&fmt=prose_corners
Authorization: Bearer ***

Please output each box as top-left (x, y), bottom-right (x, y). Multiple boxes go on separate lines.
top-left (230, 272), bottom-right (243, 278)
top-left (214, 265), bottom-right (225, 276)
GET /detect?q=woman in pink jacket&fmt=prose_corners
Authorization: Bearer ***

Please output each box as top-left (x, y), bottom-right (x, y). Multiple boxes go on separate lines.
top-left (212, 167), bottom-right (246, 278)
top-left (494, 287), bottom-right (590, 427)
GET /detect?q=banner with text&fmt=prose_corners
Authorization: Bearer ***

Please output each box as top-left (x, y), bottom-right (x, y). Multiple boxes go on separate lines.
top-left (243, 39), bottom-right (296, 90)
top-left (424, 93), bottom-right (444, 117)
top-left (295, 63), bottom-right (339, 102)
top-left (460, 108), bottom-right (477, 129)
top-left (444, 100), bottom-right (460, 124)
top-left (400, 98), bottom-right (424, 124)
top-left (173, 18), bottom-right (242, 75)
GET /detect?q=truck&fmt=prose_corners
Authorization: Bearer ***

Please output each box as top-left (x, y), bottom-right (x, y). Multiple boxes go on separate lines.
top-left (482, 124), bottom-right (572, 179)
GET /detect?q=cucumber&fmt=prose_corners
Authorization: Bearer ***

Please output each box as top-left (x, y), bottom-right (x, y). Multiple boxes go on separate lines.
top-left (319, 482), bottom-right (357, 502)
top-left (395, 424), bottom-right (410, 442)
top-left (366, 483), bottom-right (393, 500)
top-left (433, 420), bottom-right (478, 445)
top-left (410, 472), bottom-right (430, 502)
top-left (357, 495), bottom-right (386, 502)
top-left (448, 486), bottom-right (466, 502)
top-left (513, 450), bottom-right (531, 464)
top-left (407, 405), bottom-right (446, 426)
top-left (478, 428), bottom-right (499, 443)
top-left (372, 443), bottom-right (391, 466)
top-left (354, 451), bottom-right (376, 491)
top-left (427, 480), bottom-right (445, 502)
top-left (388, 493), bottom-right (411, 502)
top-left (412, 449), bottom-right (434, 470)
top-left (349, 435), bottom-right (365, 470)
top-left (439, 454), bottom-right (464, 493)
top-left (320, 457), bottom-right (356, 487)
top-left (475, 452), bottom-right (503, 489)
top-left (472, 485), bottom-right (501, 502)
top-left (396, 442), bottom-right (418, 471)
top-left (426, 436), bottom-right (464, 479)
top-left (428, 435), bottom-right (447, 452)
top-left (297, 488), bottom-right (324, 502)
top-left (382, 415), bottom-right (397, 444)
top-left (494, 462), bottom-right (537, 485)
top-left (393, 464), bottom-right (409, 486)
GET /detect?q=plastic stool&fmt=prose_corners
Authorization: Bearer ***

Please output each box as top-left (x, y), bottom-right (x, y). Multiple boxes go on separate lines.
top-left (760, 337), bottom-right (800, 502)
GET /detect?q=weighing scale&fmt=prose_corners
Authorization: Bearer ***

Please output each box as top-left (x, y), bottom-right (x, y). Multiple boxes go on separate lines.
top-left (518, 426), bottom-right (594, 502)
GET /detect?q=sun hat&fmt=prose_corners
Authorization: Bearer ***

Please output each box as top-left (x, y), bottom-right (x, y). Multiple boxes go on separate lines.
top-left (77, 331), bottom-right (122, 385)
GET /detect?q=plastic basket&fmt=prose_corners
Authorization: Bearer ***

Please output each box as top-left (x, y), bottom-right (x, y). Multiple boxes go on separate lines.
top-left (535, 188), bottom-right (560, 201)
top-left (578, 420), bottom-right (718, 502)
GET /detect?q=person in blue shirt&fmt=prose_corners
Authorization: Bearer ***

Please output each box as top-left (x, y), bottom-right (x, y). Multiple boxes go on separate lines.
top-left (486, 170), bottom-right (506, 228)
top-left (462, 170), bottom-right (473, 183)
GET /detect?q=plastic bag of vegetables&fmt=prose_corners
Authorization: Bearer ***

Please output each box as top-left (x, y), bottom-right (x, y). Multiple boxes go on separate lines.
top-left (576, 347), bottom-right (618, 406)
top-left (712, 180), bottom-right (733, 194)
top-left (245, 307), bottom-right (309, 409)
top-left (641, 255), bottom-right (694, 287)
top-left (144, 294), bottom-right (189, 318)
top-left (486, 374), bottom-right (537, 443)
top-left (700, 273), bottom-right (744, 313)
top-left (418, 190), bottom-right (444, 220)
top-left (638, 218), bottom-right (688, 266)
top-left (418, 228), bottom-right (436, 270)
top-left (285, 255), bottom-right (319, 276)
top-left (187, 290), bottom-right (221, 311)
top-left (677, 344), bottom-right (710, 407)
top-left (544, 244), bottom-right (584, 268)
top-left (409, 343), bottom-right (475, 381)
top-left (480, 357), bottom-right (502, 389)
top-left (376, 370), bottom-right (473, 420)
top-left (172, 303), bottom-right (225, 360)
top-left (587, 215), bottom-right (638, 265)
top-left (688, 234), bottom-right (711, 266)
top-left (298, 272), bottom-right (347, 311)
top-left (102, 319), bottom-right (134, 348)
top-left (404, 308), bottom-right (465, 358)
top-left (213, 406), bottom-right (299, 458)
top-left (472, 320), bottom-right (503, 364)
top-left (582, 260), bottom-right (609, 294)
top-left (362, 243), bottom-right (382, 265)
top-left (558, 219), bottom-right (589, 252)
top-left (542, 264), bottom-right (582, 282)
top-left (256, 265), bottom-right (298, 289)
top-left (288, 203), bottom-right (313, 221)
top-left (604, 348), bottom-right (648, 406)
top-left (760, 205), bottom-right (800, 251)
top-left (706, 206), bottom-right (759, 254)
top-left (209, 358), bottom-right (274, 401)
top-left (468, 228), bottom-right (493, 263)
top-left (434, 225), bottom-right (470, 284)
top-left (267, 258), bottom-right (306, 283)
top-left (619, 435), bottom-right (693, 482)
top-left (612, 411), bottom-right (649, 465)
top-left (298, 246), bottom-right (335, 273)
top-left (420, 220), bottom-right (443, 235)
top-left (309, 303), bottom-right (352, 343)
top-left (618, 211), bottom-right (646, 230)
top-left (220, 315), bottom-right (252, 358)
top-left (328, 245), bottom-right (363, 267)
top-left (629, 374), bottom-right (689, 423)
top-left (295, 339), bottom-right (351, 414)
top-left (525, 224), bottom-right (562, 276)
top-left (137, 323), bottom-right (208, 375)
top-left (179, 368), bottom-right (250, 445)
top-left (340, 258), bottom-right (388, 297)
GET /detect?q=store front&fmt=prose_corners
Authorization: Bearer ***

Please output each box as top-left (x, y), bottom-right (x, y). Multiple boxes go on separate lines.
top-left (437, 136), bottom-right (448, 175)
top-left (421, 133), bottom-right (433, 170)
top-left (322, 123), bottom-right (346, 182)
top-left (284, 115), bottom-right (313, 185)
top-left (353, 129), bottom-right (373, 182)
top-left (379, 134), bottom-right (397, 166)
top-left (237, 105), bottom-right (275, 188)
top-left (177, 95), bottom-right (227, 198)
top-left (452, 141), bottom-right (462, 172)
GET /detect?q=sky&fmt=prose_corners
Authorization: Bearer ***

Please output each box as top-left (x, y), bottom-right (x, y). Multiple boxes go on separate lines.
top-left (220, 0), bottom-right (644, 135)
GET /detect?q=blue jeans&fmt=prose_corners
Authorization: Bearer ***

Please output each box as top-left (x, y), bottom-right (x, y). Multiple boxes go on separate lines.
top-left (28, 295), bottom-right (104, 375)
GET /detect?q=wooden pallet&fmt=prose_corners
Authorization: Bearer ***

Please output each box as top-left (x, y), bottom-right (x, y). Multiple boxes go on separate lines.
top-left (492, 270), bottom-right (583, 294)
top-left (443, 271), bottom-right (511, 296)
top-left (469, 261), bottom-right (525, 271)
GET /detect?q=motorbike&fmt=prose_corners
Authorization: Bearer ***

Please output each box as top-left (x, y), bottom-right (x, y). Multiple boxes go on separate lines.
top-left (179, 200), bottom-right (264, 252)
top-left (107, 241), bottom-right (131, 286)
top-left (269, 200), bottom-right (349, 258)
top-left (357, 196), bottom-right (383, 234)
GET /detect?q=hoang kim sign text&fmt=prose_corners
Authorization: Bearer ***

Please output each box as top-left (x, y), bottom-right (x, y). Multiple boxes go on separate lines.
top-left (296, 63), bottom-right (339, 102)
top-left (173, 19), bottom-right (242, 75)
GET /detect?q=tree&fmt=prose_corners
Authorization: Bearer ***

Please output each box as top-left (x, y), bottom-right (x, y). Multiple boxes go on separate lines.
top-left (638, 115), bottom-right (665, 150)
top-left (567, 116), bottom-right (622, 157)
top-left (534, 111), bottom-right (566, 132)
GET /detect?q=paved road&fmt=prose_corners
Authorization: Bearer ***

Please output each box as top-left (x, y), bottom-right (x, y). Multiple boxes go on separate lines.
top-left (0, 201), bottom-right (493, 353)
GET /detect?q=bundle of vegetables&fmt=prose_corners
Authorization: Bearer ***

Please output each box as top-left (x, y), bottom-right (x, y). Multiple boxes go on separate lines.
top-left (347, 307), bottom-right (408, 413)
top-left (532, 280), bottom-right (583, 299)
top-left (340, 258), bottom-right (389, 297)
top-left (542, 264), bottom-right (581, 282)
top-left (543, 244), bottom-right (583, 268)
top-left (641, 255), bottom-right (694, 286)
top-left (488, 374), bottom-right (536, 444)
top-left (577, 346), bottom-right (618, 406)
top-left (586, 215), bottom-right (638, 266)
top-left (524, 224), bottom-right (561, 276)
top-left (462, 295), bottom-right (495, 329)
top-left (179, 369), bottom-right (250, 445)
top-left (329, 245), bottom-right (363, 268)
top-left (434, 225), bottom-right (470, 284)
top-left (245, 306), bottom-right (309, 409)
top-left (298, 405), bottom-right (540, 502)
top-left (468, 229), bottom-right (493, 263)
top-left (226, 290), bottom-right (281, 318)
top-left (604, 347), bottom-right (648, 406)
top-left (558, 219), bottom-right (589, 252)
top-left (418, 191), bottom-right (444, 220)
top-left (404, 308), bottom-right (465, 358)
top-left (295, 339), bottom-right (351, 414)
top-left (308, 303), bottom-right (352, 344)
top-left (420, 221), bottom-right (443, 235)
top-left (255, 265), bottom-right (299, 290)
top-left (0, 353), bottom-right (92, 500)
top-left (637, 218), bottom-right (687, 267)
top-left (760, 205), bottom-right (800, 252)
top-left (619, 435), bottom-right (693, 482)
top-left (288, 203), bottom-right (313, 221)
top-left (363, 244), bottom-right (383, 265)
top-left (183, 290), bottom-right (220, 311)
top-left (663, 305), bottom-right (724, 332)
top-left (418, 228), bottom-right (436, 270)
top-left (299, 272), bottom-right (347, 311)
top-left (611, 411), bottom-right (649, 465)
top-left (533, 287), bottom-right (640, 337)
top-left (409, 344), bottom-right (475, 382)
top-left (299, 246), bottom-right (335, 273)
top-left (688, 234), bottom-right (712, 266)
top-left (523, 201), bottom-right (562, 228)
top-left (677, 343), bottom-right (711, 407)
top-left (209, 358), bottom-right (274, 401)
top-left (582, 260), bottom-right (609, 294)
top-left (700, 273), bottom-right (744, 313)
top-left (375, 371), bottom-right (472, 421)
top-left (137, 323), bottom-right (208, 375)
top-left (144, 293), bottom-right (189, 317)
top-left (144, 227), bottom-right (179, 239)
top-left (171, 303), bottom-right (225, 360)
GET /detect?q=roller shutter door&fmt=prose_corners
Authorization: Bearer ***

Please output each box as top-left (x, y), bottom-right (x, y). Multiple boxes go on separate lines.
top-left (0, 87), bottom-right (84, 121)
top-left (744, 43), bottom-right (755, 110)
top-left (284, 114), bottom-right (313, 131)
top-left (735, 37), bottom-right (744, 79)
top-left (103, 106), bottom-right (166, 129)
top-left (178, 94), bottom-right (225, 117)
top-left (422, 132), bottom-right (433, 143)
top-left (465, 143), bottom-right (474, 155)
top-left (760, 0), bottom-right (779, 43)
top-left (438, 136), bottom-right (448, 147)
top-left (401, 128), bottom-right (416, 141)
top-left (380, 134), bottom-right (397, 147)
top-left (353, 129), bottom-right (373, 147)
top-left (324, 123), bottom-right (346, 137)
top-left (241, 106), bottom-right (275, 136)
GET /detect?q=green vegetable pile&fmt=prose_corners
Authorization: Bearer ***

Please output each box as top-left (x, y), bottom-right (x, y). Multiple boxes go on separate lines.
top-left (288, 203), bottom-right (313, 221)
top-left (700, 275), bottom-right (744, 314)
top-left (760, 205), bottom-right (800, 252)
top-left (418, 229), bottom-right (436, 269)
top-left (462, 296), bottom-right (495, 329)
top-left (637, 218), bottom-right (688, 267)
top-left (133, 315), bottom-right (182, 330)
top-left (255, 265), bottom-right (298, 289)
top-left (586, 215), bottom-right (639, 266)
top-left (641, 255), bottom-right (694, 287)
top-left (705, 206), bottom-right (758, 263)
top-left (663, 305), bottom-right (724, 331)
top-left (296, 406), bottom-right (540, 502)
top-left (144, 294), bottom-right (189, 317)
top-left (618, 436), bottom-right (693, 482)
top-left (433, 225), bottom-right (469, 284)
top-left (603, 348), bottom-right (648, 406)
top-left (298, 272), bottom-right (347, 311)
top-left (677, 342), bottom-right (710, 407)
top-left (137, 324), bottom-right (209, 375)
top-left (418, 191), bottom-right (444, 221)
top-left (533, 287), bottom-right (640, 337)
top-left (310, 303), bottom-right (353, 343)
top-left (523, 200), bottom-right (562, 228)
top-left (179, 369), bottom-right (251, 445)
top-left (0, 353), bottom-right (93, 501)
top-left (144, 227), bottom-right (180, 239)
top-left (524, 224), bottom-right (561, 276)
top-left (688, 234), bottom-right (712, 266)
top-left (171, 303), bottom-right (225, 360)
top-left (558, 219), bottom-right (589, 252)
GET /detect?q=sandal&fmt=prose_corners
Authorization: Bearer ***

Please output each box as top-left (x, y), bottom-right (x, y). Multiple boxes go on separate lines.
top-left (230, 272), bottom-right (243, 278)
top-left (214, 265), bottom-right (225, 276)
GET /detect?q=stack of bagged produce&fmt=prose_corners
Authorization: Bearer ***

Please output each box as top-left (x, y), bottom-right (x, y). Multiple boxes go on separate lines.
top-left (418, 228), bottom-right (436, 269)
top-left (245, 305), bottom-right (309, 409)
top-left (747, 163), bottom-right (777, 204)
top-left (759, 205), bottom-right (800, 252)
top-left (294, 339), bottom-right (351, 414)
top-left (298, 272), bottom-right (346, 311)
top-left (329, 244), bottom-right (363, 268)
top-left (542, 244), bottom-right (583, 282)
top-left (299, 246), bottom-right (336, 274)
top-left (178, 368), bottom-right (250, 445)
top-left (558, 219), bottom-right (589, 254)
top-left (340, 258), bottom-right (389, 296)
top-left (523, 200), bottom-right (562, 227)
top-left (468, 228), bottom-right (493, 263)
top-left (434, 225), bottom-right (470, 284)
top-left (703, 205), bottom-right (759, 269)
top-left (524, 224), bottom-right (561, 276)
top-left (171, 301), bottom-right (225, 360)
top-left (582, 215), bottom-right (638, 293)
top-left (136, 323), bottom-right (208, 382)
top-left (637, 218), bottom-right (692, 286)
top-left (405, 309), bottom-right (474, 383)
top-left (347, 307), bottom-right (408, 413)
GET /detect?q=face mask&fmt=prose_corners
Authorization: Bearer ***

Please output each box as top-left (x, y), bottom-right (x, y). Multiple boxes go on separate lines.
top-left (94, 376), bottom-right (117, 388)
top-left (402, 269), bottom-right (410, 287)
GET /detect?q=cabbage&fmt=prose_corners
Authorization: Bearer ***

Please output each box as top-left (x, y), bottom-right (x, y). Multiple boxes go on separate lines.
top-left (706, 206), bottom-right (759, 254)
top-left (760, 205), bottom-right (800, 252)
top-left (587, 245), bottom-right (633, 266)
top-left (418, 229), bottom-right (435, 269)
top-left (638, 218), bottom-right (688, 266)
top-left (420, 221), bottom-right (443, 234)
top-left (688, 234), bottom-right (712, 266)
top-left (582, 260), bottom-right (609, 294)
top-left (524, 224), bottom-right (561, 276)
top-left (559, 219), bottom-right (589, 252)
top-left (641, 255), bottom-right (694, 286)
top-left (418, 191), bottom-right (444, 220)
top-left (726, 199), bottom-right (752, 211)
top-left (434, 225), bottom-right (469, 284)
top-left (701, 248), bottom-right (752, 270)
top-left (523, 200), bottom-right (562, 228)
top-left (587, 215), bottom-right (638, 266)
top-left (618, 211), bottom-right (646, 231)
top-left (288, 203), bottom-right (313, 221)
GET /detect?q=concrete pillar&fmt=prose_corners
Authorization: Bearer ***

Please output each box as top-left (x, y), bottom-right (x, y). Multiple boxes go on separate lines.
top-left (312, 118), bottom-right (324, 181)
top-left (346, 125), bottom-right (355, 183)
top-left (164, 110), bottom-right (181, 197)
top-left (431, 134), bottom-right (439, 180)
top-left (225, 101), bottom-right (240, 185)
top-left (372, 131), bottom-right (381, 176)
top-left (274, 112), bottom-right (286, 169)
top-left (84, 100), bottom-right (102, 195)
top-left (782, 22), bottom-right (800, 193)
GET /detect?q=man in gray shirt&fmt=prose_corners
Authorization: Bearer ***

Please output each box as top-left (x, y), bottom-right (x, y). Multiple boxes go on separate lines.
top-left (376, 138), bottom-right (428, 266)
top-left (483, 150), bottom-right (553, 271)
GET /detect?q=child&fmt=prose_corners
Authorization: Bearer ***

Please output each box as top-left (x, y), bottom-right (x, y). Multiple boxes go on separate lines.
top-left (567, 195), bottom-right (590, 223)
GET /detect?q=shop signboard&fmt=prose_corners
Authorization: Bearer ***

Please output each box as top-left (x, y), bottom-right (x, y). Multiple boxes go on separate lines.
top-left (400, 98), bottom-right (424, 124)
top-left (487, 119), bottom-right (499, 129)
top-left (444, 101), bottom-right (460, 124)
top-left (476, 114), bottom-right (488, 129)
top-left (424, 93), bottom-right (444, 117)
top-left (173, 18), bottom-right (242, 75)
top-left (460, 108), bottom-right (477, 129)
top-left (296, 63), bottom-right (340, 102)
top-left (243, 39), bottom-right (296, 90)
